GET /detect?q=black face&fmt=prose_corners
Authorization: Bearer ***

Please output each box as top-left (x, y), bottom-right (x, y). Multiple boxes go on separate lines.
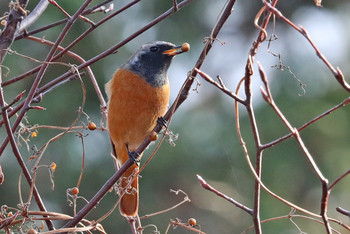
top-left (122, 41), bottom-right (177, 87)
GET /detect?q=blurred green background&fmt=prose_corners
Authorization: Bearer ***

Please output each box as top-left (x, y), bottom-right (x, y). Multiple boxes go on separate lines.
top-left (0, 0), bottom-right (350, 233)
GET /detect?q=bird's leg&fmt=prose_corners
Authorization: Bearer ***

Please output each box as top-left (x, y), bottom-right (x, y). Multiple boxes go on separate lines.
top-left (125, 144), bottom-right (140, 166)
top-left (157, 116), bottom-right (168, 128)
top-left (110, 139), bottom-right (119, 171)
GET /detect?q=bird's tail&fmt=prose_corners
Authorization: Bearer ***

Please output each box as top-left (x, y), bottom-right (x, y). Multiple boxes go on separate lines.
top-left (118, 152), bottom-right (139, 217)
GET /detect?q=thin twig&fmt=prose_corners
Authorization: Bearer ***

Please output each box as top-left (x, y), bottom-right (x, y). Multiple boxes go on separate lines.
top-left (0, 75), bottom-right (55, 230)
top-left (259, 63), bottom-right (331, 234)
top-left (197, 175), bottom-right (253, 215)
top-left (336, 207), bottom-right (350, 218)
top-left (194, 68), bottom-right (245, 104)
top-left (261, 97), bottom-right (350, 149)
top-left (328, 169), bottom-right (350, 191)
top-left (263, 0), bottom-right (350, 92)
top-left (166, 218), bottom-right (206, 234)
top-left (242, 213), bottom-right (348, 234)
top-left (0, 0), bottom-right (29, 64)
top-left (18, 0), bottom-right (50, 33)
top-left (4, 0), bottom-right (141, 87)
top-left (0, 0), bottom-right (93, 154)
top-left (140, 189), bottom-right (191, 219)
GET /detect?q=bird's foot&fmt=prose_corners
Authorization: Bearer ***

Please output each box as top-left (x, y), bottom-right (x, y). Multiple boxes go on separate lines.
top-left (157, 116), bottom-right (168, 128)
top-left (126, 144), bottom-right (140, 166)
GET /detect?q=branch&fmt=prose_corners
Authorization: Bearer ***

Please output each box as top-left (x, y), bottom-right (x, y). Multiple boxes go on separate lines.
top-left (261, 97), bottom-right (350, 149)
top-left (194, 68), bottom-right (245, 104)
top-left (197, 175), bottom-right (253, 215)
top-left (0, 0), bottom-right (93, 156)
top-left (263, 0), bottom-right (350, 92)
top-left (18, 0), bottom-right (50, 33)
top-left (0, 71), bottom-right (55, 230)
top-left (259, 63), bottom-right (331, 234)
top-left (0, 0), bottom-right (29, 64)
top-left (236, 1), bottom-right (280, 232)
top-left (3, 0), bottom-right (141, 87)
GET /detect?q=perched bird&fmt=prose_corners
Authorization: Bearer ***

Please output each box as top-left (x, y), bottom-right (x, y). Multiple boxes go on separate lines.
top-left (106, 41), bottom-right (190, 217)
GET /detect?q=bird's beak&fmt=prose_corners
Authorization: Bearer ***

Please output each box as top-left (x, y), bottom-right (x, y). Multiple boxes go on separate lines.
top-left (163, 43), bottom-right (190, 56)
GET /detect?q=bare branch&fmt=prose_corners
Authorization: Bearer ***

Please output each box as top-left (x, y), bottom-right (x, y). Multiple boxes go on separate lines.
top-left (195, 68), bottom-right (245, 104)
top-left (197, 175), bottom-right (253, 215)
top-left (18, 0), bottom-right (50, 33)
top-left (263, 0), bottom-right (350, 92)
top-left (0, 0), bottom-right (29, 64)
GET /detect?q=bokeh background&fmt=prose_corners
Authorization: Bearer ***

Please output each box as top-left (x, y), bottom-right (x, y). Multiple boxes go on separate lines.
top-left (0, 0), bottom-right (350, 233)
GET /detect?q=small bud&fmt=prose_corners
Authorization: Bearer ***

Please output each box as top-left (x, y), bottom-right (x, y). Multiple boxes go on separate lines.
top-left (31, 132), bottom-right (37, 138)
top-left (14, 90), bottom-right (26, 102)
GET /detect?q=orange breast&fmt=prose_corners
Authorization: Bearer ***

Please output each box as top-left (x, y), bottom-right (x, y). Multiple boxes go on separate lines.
top-left (106, 69), bottom-right (170, 162)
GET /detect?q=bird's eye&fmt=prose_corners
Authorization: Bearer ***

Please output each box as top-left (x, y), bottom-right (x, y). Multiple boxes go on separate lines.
top-left (150, 46), bottom-right (158, 52)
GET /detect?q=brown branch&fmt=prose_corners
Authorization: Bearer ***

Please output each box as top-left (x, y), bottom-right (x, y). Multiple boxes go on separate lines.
top-left (235, 65), bottom-right (321, 220)
top-left (18, 0), bottom-right (50, 33)
top-left (243, 213), bottom-right (348, 234)
top-left (239, 1), bottom-right (281, 232)
top-left (0, 0), bottom-right (29, 64)
top-left (197, 175), bottom-right (253, 215)
top-left (166, 219), bottom-right (206, 234)
top-left (263, 0), bottom-right (350, 92)
top-left (259, 63), bottom-right (332, 234)
top-left (140, 189), bottom-right (191, 219)
top-left (0, 0), bottom-right (93, 155)
top-left (14, 0), bottom-right (115, 40)
top-left (0, 1), bottom-right (93, 230)
top-left (194, 68), bottom-right (245, 104)
top-left (261, 97), bottom-right (350, 149)
top-left (336, 207), bottom-right (350, 218)
top-left (3, 0), bottom-right (141, 87)
top-left (0, 71), bottom-right (55, 230)
top-left (328, 169), bottom-right (350, 191)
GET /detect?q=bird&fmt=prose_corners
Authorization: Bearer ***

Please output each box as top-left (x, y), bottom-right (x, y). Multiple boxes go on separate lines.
top-left (105, 41), bottom-right (190, 217)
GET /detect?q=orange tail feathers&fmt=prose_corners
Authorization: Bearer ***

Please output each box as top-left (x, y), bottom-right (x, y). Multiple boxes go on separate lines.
top-left (119, 162), bottom-right (139, 217)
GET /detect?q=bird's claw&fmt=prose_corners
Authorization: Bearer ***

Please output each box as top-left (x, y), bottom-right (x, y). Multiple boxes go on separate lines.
top-left (157, 116), bottom-right (168, 128)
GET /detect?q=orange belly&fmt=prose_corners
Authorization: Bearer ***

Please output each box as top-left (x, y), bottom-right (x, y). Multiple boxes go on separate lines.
top-left (106, 68), bottom-right (170, 163)
top-left (106, 68), bottom-right (170, 217)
